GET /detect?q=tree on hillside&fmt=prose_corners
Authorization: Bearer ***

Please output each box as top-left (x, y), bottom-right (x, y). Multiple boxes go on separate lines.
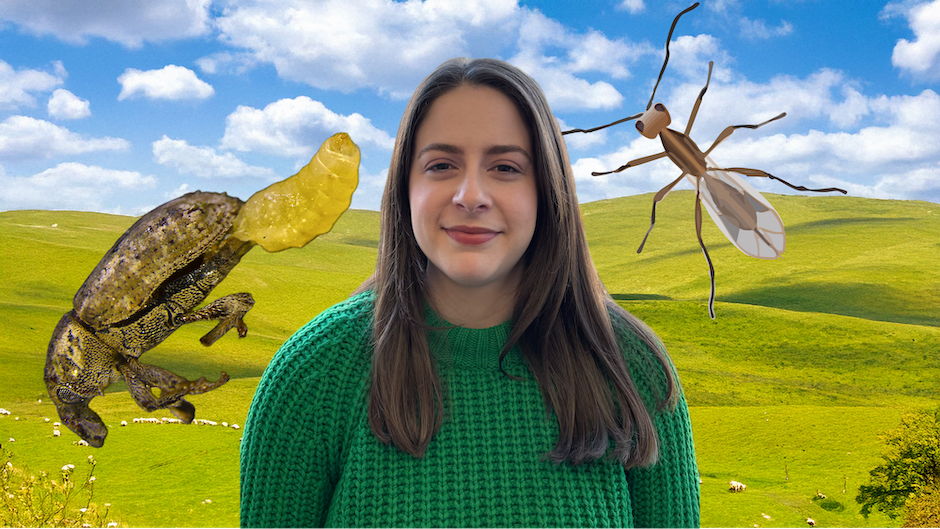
top-left (856, 408), bottom-right (940, 525)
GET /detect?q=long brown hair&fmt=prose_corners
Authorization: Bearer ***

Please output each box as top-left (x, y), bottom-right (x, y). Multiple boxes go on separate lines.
top-left (357, 57), bottom-right (678, 467)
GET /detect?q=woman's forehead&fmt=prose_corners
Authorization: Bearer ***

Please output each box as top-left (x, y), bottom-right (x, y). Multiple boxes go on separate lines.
top-left (412, 85), bottom-right (532, 156)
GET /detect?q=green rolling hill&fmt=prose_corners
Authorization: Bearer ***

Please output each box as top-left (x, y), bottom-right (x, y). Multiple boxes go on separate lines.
top-left (0, 191), bottom-right (936, 527)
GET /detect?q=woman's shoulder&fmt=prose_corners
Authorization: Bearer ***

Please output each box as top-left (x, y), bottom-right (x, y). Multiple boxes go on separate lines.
top-left (606, 300), bottom-right (677, 407)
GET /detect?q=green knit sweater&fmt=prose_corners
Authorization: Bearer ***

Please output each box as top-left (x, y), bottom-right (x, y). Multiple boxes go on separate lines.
top-left (240, 291), bottom-right (700, 527)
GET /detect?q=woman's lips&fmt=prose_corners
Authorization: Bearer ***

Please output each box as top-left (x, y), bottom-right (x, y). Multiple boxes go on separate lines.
top-left (445, 226), bottom-right (498, 245)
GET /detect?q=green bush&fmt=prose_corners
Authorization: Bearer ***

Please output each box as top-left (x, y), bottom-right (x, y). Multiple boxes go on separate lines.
top-left (857, 408), bottom-right (940, 521)
top-left (0, 446), bottom-right (122, 528)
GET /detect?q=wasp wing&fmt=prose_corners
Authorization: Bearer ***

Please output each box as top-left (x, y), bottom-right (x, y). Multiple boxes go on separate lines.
top-left (685, 158), bottom-right (785, 259)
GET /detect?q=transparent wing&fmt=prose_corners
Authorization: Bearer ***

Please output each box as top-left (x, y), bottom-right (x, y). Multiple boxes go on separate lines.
top-left (684, 157), bottom-right (785, 259)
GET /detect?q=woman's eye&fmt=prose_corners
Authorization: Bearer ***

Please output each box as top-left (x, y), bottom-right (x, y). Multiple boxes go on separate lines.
top-left (495, 164), bottom-right (520, 174)
top-left (428, 162), bottom-right (453, 172)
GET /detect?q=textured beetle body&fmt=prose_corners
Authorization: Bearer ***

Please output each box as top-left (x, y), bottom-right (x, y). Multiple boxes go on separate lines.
top-left (45, 191), bottom-right (256, 447)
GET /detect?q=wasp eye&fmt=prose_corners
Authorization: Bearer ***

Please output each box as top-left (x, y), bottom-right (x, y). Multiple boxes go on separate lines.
top-left (655, 103), bottom-right (666, 112)
top-left (636, 121), bottom-right (645, 133)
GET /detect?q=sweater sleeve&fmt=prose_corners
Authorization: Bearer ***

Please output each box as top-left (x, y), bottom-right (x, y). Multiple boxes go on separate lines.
top-left (239, 295), bottom-right (372, 528)
top-left (614, 313), bottom-right (701, 528)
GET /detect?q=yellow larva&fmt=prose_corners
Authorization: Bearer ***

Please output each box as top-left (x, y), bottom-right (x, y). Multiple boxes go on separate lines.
top-left (231, 133), bottom-right (360, 252)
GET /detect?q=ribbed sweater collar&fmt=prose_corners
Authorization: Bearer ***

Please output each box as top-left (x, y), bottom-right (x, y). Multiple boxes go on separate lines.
top-left (425, 303), bottom-right (513, 370)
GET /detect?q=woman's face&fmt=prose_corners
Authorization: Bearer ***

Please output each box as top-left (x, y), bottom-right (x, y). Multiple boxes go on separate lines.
top-left (409, 84), bottom-right (538, 294)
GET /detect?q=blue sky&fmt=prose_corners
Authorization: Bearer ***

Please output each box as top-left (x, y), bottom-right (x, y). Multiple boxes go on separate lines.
top-left (1, 0), bottom-right (939, 215)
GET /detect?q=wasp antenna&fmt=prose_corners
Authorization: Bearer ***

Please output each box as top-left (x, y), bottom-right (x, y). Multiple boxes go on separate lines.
top-left (561, 112), bottom-right (643, 135)
top-left (647, 2), bottom-right (700, 111)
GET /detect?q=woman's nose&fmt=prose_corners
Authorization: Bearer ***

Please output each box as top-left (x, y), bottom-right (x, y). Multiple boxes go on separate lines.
top-left (453, 169), bottom-right (491, 213)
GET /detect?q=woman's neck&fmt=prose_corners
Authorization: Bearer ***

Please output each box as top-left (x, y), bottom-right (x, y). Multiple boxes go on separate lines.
top-left (425, 264), bottom-right (520, 329)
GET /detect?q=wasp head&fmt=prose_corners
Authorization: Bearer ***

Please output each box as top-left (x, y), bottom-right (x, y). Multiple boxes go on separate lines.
top-left (636, 103), bottom-right (671, 139)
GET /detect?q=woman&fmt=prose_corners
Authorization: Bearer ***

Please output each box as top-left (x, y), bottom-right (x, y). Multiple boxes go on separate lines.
top-left (240, 57), bottom-right (700, 527)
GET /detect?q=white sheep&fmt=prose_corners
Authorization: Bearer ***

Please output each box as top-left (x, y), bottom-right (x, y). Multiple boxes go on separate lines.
top-left (729, 480), bottom-right (747, 492)
top-left (0, 408), bottom-right (10, 415)
top-left (53, 429), bottom-right (61, 437)
top-left (807, 517), bottom-right (816, 526)
top-left (120, 420), bottom-right (128, 426)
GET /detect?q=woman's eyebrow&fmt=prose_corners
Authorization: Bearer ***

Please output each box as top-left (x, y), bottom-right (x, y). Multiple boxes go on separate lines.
top-left (485, 144), bottom-right (532, 162)
top-left (417, 143), bottom-right (462, 158)
top-left (417, 143), bottom-right (532, 162)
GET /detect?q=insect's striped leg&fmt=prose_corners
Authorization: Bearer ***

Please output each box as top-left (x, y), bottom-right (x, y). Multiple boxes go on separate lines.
top-left (695, 181), bottom-right (717, 319)
top-left (685, 61), bottom-right (713, 136)
top-left (638, 172), bottom-right (687, 253)
top-left (719, 167), bottom-right (848, 194)
top-left (593, 151), bottom-right (669, 177)
top-left (703, 113), bottom-right (787, 157)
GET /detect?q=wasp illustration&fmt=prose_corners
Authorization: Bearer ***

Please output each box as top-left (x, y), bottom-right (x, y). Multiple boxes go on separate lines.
top-left (563, 2), bottom-right (847, 319)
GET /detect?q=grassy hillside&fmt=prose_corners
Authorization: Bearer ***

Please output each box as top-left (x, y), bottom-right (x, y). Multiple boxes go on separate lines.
top-left (1, 192), bottom-right (936, 527)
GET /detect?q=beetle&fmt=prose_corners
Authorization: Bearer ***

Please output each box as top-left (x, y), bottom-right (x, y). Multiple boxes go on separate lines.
top-left (45, 133), bottom-right (360, 447)
top-left (562, 2), bottom-right (847, 319)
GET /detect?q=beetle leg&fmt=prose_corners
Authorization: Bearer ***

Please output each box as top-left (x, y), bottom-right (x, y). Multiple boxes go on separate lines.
top-left (120, 357), bottom-right (229, 416)
top-left (177, 292), bottom-right (255, 346)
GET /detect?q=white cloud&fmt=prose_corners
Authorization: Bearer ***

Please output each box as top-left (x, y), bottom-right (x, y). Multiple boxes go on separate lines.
top-left (508, 10), bottom-right (656, 111)
top-left (0, 162), bottom-right (156, 212)
top-left (0, 0), bottom-right (211, 48)
top-left (885, 0), bottom-right (940, 80)
top-left (214, 0), bottom-right (520, 98)
top-left (195, 52), bottom-right (258, 75)
top-left (221, 96), bottom-right (394, 157)
top-left (618, 0), bottom-right (645, 14)
top-left (211, 0), bottom-right (647, 110)
top-left (738, 17), bottom-right (793, 40)
top-left (152, 136), bottom-right (278, 179)
top-left (47, 89), bottom-right (91, 119)
top-left (0, 60), bottom-right (65, 110)
top-left (117, 65), bottom-right (214, 101)
top-left (0, 115), bottom-right (129, 160)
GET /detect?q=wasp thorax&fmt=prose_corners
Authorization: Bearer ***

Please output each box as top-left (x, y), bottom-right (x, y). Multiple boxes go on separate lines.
top-left (636, 103), bottom-right (671, 139)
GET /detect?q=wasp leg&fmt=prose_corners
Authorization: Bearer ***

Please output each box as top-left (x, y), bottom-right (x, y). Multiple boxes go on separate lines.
top-left (703, 113), bottom-right (787, 156)
top-left (695, 182), bottom-right (717, 320)
top-left (175, 292), bottom-right (255, 346)
top-left (685, 61), bottom-right (714, 136)
top-left (120, 357), bottom-right (229, 417)
top-left (716, 167), bottom-right (848, 194)
top-left (593, 151), bottom-right (669, 176)
top-left (638, 172), bottom-right (688, 253)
